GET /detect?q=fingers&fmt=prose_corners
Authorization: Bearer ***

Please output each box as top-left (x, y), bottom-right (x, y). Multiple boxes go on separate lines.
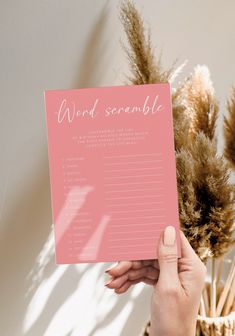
top-left (106, 259), bottom-right (158, 277)
top-left (143, 259), bottom-right (159, 269)
top-left (106, 261), bottom-right (132, 277)
top-left (114, 280), bottom-right (132, 294)
top-left (114, 277), bottom-right (157, 294)
top-left (157, 226), bottom-right (179, 286)
top-left (142, 277), bottom-right (157, 286)
top-left (106, 265), bottom-right (159, 289)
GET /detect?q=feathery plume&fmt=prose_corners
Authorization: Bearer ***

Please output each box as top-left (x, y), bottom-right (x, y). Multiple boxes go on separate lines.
top-left (119, 1), bottom-right (235, 262)
top-left (119, 0), bottom-right (175, 84)
top-left (120, 0), bottom-right (191, 150)
top-left (177, 133), bottom-right (235, 260)
top-left (172, 89), bottom-right (191, 151)
top-left (179, 65), bottom-right (219, 142)
top-left (119, 1), bottom-right (235, 326)
top-left (224, 87), bottom-right (235, 171)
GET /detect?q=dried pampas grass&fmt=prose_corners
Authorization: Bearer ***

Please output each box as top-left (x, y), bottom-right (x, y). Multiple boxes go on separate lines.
top-left (119, 1), bottom-right (235, 330)
top-left (171, 92), bottom-right (191, 151)
top-left (119, 0), bottom-right (192, 152)
top-left (120, 0), bottom-right (235, 263)
top-left (119, 0), bottom-right (176, 84)
top-left (179, 65), bottom-right (219, 142)
top-left (177, 133), bottom-right (235, 260)
top-left (224, 88), bottom-right (235, 171)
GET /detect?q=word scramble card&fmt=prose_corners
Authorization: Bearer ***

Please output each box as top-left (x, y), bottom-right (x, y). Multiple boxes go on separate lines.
top-left (44, 83), bottom-right (181, 264)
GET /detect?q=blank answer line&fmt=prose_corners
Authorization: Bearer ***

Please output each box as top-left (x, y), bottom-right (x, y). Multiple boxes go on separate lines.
top-left (104, 182), bottom-right (164, 187)
top-left (106, 201), bottom-right (164, 207)
top-left (104, 187), bottom-right (161, 193)
top-left (105, 195), bottom-right (163, 200)
top-left (104, 160), bottom-right (163, 165)
top-left (109, 228), bottom-right (163, 232)
top-left (109, 208), bottom-right (165, 213)
top-left (104, 167), bottom-right (163, 173)
top-left (104, 153), bottom-right (162, 159)
top-left (109, 244), bottom-right (157, 248)
top-left (109, 250), bottom-right (156, 254)
top-left (110, 222), bottom-right (165, 227)
top-left (110, 237), bottom-right (159, 242)
top-left (104, 174), bottom-right (164, 179)
top-left (110, 215), bottom-right (165, 220)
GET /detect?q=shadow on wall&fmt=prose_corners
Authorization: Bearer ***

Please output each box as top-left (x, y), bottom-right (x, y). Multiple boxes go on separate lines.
top-left (0, 2), bottom-right (152, 336)
top-left (74, 1), bottom-right (112, 89)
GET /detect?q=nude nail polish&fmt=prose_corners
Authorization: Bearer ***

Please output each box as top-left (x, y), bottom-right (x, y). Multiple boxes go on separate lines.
top-left (163, 226), bottom-right (176, 246)
top-left (105, 278), bottom-right (113, 286)
top-left (105, 262), bottom-right (118, 273)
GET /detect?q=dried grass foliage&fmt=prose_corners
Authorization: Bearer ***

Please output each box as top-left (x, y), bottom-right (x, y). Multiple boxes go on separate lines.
top-left (224, 88), bottom-right (235, 171)
top-left (177, 134), bottom-right (235, 260)
top-left (120, 0), bottom-right (235, 261)
top-left (119, 0), bottom-right (175, 84)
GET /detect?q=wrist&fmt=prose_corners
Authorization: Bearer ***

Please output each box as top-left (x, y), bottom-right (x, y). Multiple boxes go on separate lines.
top-left (149, 317), bottom-right (196, 336)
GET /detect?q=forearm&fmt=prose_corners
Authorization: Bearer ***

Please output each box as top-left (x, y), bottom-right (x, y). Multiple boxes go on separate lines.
top-left (149, 301), bottom-right (197, 336)
top-left (149, 318), bottom-right (196, 336)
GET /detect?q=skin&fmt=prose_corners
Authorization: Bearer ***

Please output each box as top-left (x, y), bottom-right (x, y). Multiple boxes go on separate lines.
top-left (104, 228), bottom-right (207, 336)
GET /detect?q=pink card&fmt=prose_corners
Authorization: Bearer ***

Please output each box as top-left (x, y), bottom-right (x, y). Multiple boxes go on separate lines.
top-left (44, 83), bottom-right (181, 264)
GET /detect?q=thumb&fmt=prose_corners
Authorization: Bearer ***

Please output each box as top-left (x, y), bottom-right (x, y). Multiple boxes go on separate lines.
top-left (157, 226), bottom-right (179, 286)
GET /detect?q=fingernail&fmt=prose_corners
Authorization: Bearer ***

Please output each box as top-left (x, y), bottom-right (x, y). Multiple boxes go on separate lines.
top-left (163, 226), bottom-right (176, 246)
top-left (105, 278), bottom-right (113, 286)
top-left (105, 262), bottom-right (118, 273)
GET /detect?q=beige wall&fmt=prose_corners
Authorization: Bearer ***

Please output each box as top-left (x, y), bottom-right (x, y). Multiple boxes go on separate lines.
top-left (0, 1), bottom-right (234, 335)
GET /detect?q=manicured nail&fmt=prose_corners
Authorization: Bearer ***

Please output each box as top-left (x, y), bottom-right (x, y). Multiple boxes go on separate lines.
top-left (105, 262), bottom-right (118, 273)
top-left (105, 278), bottom-right (113, 286)
top-left (163, 226), bottom-right (176, 246)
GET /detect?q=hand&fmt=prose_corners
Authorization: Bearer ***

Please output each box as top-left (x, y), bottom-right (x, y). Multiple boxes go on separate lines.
top-left (104, 258), bottom-right (159, 293)
top-left (105, 226), bottom-right (207, 336)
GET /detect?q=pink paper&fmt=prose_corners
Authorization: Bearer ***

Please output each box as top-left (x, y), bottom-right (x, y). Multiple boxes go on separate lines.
top-left (44, 83), bottom-right (181, 264)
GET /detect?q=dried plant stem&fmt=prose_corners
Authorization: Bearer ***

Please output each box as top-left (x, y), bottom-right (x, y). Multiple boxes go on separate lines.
top-left (196, 325), bottom-right (201, 336)
top-left (215, 257), bottom-right (223, 287)
top-left (203, 285), bottom-right (210, 316)
top-left (216, 258), bottom-right (235, 316)
top-left (210, 258), bottom-right (216, 317)
top-left (232, 298), bottom-right (235, 312)
top-left (223, 272), bottom-right (235, 315)
top-left (200, 295), bottom-right (206, 317)
top-left (211, 325), bottom-right (215, 336)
